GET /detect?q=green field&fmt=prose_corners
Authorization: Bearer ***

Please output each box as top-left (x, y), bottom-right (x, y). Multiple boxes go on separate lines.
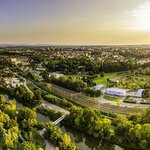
top-left (67, 72), bottom-right (123, 87)
top-left (103, 95), bottom-right (122, 102)
top-left (93, 73), bottom-right (120, 87)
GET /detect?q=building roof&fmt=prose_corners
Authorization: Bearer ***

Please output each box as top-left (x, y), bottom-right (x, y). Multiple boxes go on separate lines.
top-left (106, 88), bottom-right (126, 93)
top-left (135, 89), bottom-right (144, 97)
top-left (93, 84), bottom-right (104, 90)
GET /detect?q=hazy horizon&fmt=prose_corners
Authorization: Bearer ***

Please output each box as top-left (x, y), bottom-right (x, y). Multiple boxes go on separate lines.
top-left (1, 0), bottom-right (150, 45)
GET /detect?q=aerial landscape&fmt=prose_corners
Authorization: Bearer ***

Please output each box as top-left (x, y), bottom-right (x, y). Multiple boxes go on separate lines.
top-left (1, 0), bottom-right (150, 150)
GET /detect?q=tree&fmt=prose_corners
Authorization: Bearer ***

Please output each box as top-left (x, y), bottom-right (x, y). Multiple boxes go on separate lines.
top-left (0, 95), bottom-right (6, 104)
top-left (17, 107), bottom-right (37, 128)
top-left (142, 89), bottom-right (150, 98)
top-left (100, 72), bottom-right (105, 77)
top-left (46, 83), bottom-right (52, 92)
top-left (19, 141), bottom-right (43, 150)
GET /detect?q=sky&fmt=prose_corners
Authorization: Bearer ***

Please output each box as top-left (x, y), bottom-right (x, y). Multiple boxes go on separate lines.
top-left (0, 0), bottom-right (150, 45)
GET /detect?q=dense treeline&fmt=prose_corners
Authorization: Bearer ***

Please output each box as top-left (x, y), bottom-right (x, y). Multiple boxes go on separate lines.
top-left (0, 82), bottom-right (42, 107)
top-left (44, 122), bottom-right (78, 150)
top-left (43, 94), bottom-right (73, 109)
top-left (142, 89), bottom-right (150, 98)
top-left (0, 95), bottom-right (44, 149)
top-left (0, 58), bottom-right (13, 69)
top-left (134, 66), bottom-right (150, 75)
top-left (36, 106), bottom-right (63, 121)
top-left (45, 57), bottom-right (138, 74)
top-left (117, 75), bottom-right (147, 90)
top-left (50, 75), bottom-right (101, 97)
top-left (0, 94), bottom-right (77, 150)
top-left (11, 85), bottom-right (41, 107)
top-left (65, 106), bottom-right (150, 149)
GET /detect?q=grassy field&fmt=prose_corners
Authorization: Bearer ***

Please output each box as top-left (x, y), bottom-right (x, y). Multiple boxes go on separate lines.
top-left (67, 72), bottom-right (123, 87)
top-left (103, 95), bottom-right (122, 102)
top-left (93, 73), bottom-right (120, 87)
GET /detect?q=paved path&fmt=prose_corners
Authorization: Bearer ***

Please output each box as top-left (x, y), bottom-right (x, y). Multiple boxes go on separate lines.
top-left (23, 80), bottom-right (33, 94)
top-left (42, 101), bottom-right (70, 115)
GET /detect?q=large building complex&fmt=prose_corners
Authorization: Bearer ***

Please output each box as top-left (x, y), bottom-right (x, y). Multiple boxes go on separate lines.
top-left (105, 88), bottom-right (126, 96)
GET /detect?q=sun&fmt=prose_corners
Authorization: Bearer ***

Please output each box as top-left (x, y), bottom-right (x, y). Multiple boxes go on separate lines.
top-left (131, 1), bottom-right (150, 31)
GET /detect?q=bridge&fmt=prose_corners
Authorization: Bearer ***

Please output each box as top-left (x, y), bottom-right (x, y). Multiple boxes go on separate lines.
top-left (39, 114), bottom-right (67, 135)
top-left (53, 114), bottom-right (67, 125)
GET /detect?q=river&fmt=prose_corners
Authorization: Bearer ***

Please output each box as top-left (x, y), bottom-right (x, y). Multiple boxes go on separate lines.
top-left (3, 94), bottom-right (130, 150)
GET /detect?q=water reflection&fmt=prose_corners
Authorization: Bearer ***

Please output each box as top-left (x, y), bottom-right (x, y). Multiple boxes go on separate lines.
top-left (61, 125), bottom-right (125, 150)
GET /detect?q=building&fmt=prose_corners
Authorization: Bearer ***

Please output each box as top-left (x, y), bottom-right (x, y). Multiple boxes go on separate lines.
top-left (4, 77), bottom-right (23, 88)
top-left (10, 57), bottom-right (29, 65)
top-left (105, 88), bottom-right (126, 96)
top-left (93, 84), bottom-right (105, 91)
top-left (135, 89), bottom-right (144, 97)
top-left (49, 72), bottom-right (64, 78)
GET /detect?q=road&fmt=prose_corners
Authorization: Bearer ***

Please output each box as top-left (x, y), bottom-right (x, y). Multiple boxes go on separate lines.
top-left (23, 80), bottom-right (33, 94)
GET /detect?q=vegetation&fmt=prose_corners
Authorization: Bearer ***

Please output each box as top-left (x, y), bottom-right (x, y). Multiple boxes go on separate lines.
top-left (117, 75), bottom-right (149, 91)
top-left (1, 46), bottom-right (150, 150)
top-left (93, 72), bottom-right (119, 87)
top-left (50, 75), bottom-right (101, 97)
top-left (43, 94), bottom-right (73, 109)
top-left (124, 96), bottom-right (136, 103)
top-left (142, 89), bottom-right (150, 98)
top-left (65, 106), bottom-right (150, 149)
top-left (0, 94), bottom-right (44, 150)
top-left (45, 57), bottom-right (138, 74)
top-left (44, 122), bottom-right (78, 150)
top-left (0, 94), bottom-right (77, 150)
top-left (22, 128), bottom-right (45, 149)
top-left (36, 106), bottom-right (63, 121)
top-left (103, 95), bottom-right (121, 102)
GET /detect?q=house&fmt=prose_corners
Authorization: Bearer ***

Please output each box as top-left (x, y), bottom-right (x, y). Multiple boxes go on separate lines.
top-left (10, 57), bottom-right (29, 65)
top-left (105, 88), bottom-right (126, 96)
top-left (135, 89), bottom-right (144, 97)
top-left (10, 58), bottom-right (21, 65)
top-left (49, 72), bottom-right (64, 78)
top-left (4, 77), bottom-right (23, 88)
top-left (93, 84), bottom-right (105, 91)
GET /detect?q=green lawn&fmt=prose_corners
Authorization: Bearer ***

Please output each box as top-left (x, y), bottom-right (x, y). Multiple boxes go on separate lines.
top-left (103, 95), bottom-right (121, 102)
top-left (66, 72), bottom-right (123, 87)
top-left (93, 73), bottom-right (120, 87)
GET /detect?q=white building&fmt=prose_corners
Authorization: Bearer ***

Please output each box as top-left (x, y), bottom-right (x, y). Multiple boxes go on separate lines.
top-left (105, 88), bottom-right (126, 96)
top-left (93, 84), bottom-right (105, 91)
top-left (4, 77), bottom-right (23, 88)
top-left (49, 72), bottom-right (64, 78)
top-left (135, 89), bottom-right (144, 97)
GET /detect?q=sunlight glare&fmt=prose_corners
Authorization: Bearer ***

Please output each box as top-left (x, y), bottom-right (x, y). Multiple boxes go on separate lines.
top-left (132, 2), bottom-right (150, 31)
